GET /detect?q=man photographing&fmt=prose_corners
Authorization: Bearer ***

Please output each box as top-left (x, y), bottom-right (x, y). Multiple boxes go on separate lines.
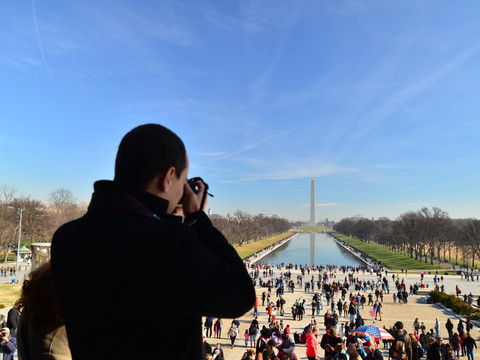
top-left (51, 123), bottom-right (256, 359)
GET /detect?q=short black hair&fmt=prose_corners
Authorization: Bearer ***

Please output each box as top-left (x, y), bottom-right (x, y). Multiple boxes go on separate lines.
top-left (114, 124), bottom-right (187, 188)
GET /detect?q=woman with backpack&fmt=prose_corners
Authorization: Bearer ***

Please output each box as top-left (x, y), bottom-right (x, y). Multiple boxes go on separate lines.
top-left (410, 333), bottom-right (424, 360)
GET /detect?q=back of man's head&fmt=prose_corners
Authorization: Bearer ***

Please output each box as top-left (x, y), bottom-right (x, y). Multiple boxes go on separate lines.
top-left (395, 321), bottom-right (404, 330)
top-left (114, 124), bottom-right (187, 188)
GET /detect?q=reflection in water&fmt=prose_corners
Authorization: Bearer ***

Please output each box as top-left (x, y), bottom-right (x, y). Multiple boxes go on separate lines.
top-left (259, 232), bottom-right (365, 267)
top-left (310, 232), bottom-right (315, 266)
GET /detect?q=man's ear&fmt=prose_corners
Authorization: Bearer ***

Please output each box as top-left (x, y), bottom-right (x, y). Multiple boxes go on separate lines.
top-left (153, 166), bottom-right (176, 194)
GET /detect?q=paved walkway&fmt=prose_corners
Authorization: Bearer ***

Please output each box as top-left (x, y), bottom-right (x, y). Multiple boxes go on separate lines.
top-left (2, 263), bottom-right (479, 360)
top-left (208, 268), bottom-right (480, 360)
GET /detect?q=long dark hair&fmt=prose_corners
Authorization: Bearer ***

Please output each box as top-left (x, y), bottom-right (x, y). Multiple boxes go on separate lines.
top-left (19, 262), bottom-right (64, 331)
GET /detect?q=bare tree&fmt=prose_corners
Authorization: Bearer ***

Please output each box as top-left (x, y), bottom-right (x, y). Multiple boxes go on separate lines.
top-left (418, 207), bottom-right (452, 265)
top-left (47, 188), bottom-right (85, 233)
top-left (211, 211), bottom-right (290, 246)
top-left (460, 219), bottom-right (480, 268)
top-left (395, 211), bottom-right (423, 259)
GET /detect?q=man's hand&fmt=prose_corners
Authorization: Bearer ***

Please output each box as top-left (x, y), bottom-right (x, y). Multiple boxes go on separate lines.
top-left (181, 180), bottom-right (208, 217)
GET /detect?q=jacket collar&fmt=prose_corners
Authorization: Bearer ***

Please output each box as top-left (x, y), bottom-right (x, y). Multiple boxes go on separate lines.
top-left (89, 180), bottom-right (180, 221)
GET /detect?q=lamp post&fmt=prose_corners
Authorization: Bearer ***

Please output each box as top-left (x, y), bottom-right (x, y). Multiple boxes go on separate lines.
top-left (16, 208), bottom-right (24, 269)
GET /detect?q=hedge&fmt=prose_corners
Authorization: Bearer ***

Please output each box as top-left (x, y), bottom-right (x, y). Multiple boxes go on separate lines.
top-left (429, 290), bottom-right (480, 321)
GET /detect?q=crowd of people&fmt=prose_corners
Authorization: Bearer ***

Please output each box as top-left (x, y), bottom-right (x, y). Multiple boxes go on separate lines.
top-left (0, 267), bottom-right (17, 277)
top-left (197, 261), bottom-right (479, 360)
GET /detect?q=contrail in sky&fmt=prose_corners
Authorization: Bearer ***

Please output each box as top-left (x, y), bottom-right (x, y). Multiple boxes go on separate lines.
top-left (32, 0), bottom-right (57, 86)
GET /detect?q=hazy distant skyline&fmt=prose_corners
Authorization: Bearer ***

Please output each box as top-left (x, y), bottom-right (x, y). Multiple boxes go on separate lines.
top-left (2, 1), bottom-right (480, 222)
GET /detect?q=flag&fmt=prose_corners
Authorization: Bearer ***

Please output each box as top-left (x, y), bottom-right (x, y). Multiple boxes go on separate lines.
top-left (369, 305), bottom-right (377, 317)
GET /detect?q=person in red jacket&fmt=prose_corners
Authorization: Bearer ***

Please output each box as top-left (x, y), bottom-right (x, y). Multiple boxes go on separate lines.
top-left (254, 297), bottom-right (259, 317)
top-left (306, 326), bottom-right (320, 360)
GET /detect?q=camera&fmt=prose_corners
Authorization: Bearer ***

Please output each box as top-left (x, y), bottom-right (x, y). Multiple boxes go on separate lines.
top-left (0, 332), bottom-right (6, 338)
top-left (178, 177), bottom-right (213, 204)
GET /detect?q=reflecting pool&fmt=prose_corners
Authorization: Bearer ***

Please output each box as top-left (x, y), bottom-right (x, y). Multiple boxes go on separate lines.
top-left (258, 232), bottom-right (365, 267)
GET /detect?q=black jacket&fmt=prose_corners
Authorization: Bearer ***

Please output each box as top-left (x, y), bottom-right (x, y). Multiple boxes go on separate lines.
top-left (51, 180), bottom-right (255, 360)
top-left (427, 343), bottom-right (447, 360)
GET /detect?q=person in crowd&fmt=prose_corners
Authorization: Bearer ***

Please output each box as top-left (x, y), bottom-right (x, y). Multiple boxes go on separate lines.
top-left (257, 327), bottom-right (273, 355)
top-left (464, 333), bottom-right (477, 360)
top-left (50, 123), bottom-right (256, 360)
top-left (244, 329), bottom-right (250, 347)
top-left (203, 333), bottom-right (212, 357)
top-left (16, 262), bottom-right (72, 360)
top-left (249, 322), bottom-right (259, 347)
top-left (445, 319), bottom-right (454, 339)
top-left (262, 339), bottom-right (278, 360)
top-left (410, 333), bottom-right (424, 360)
top-left (241, 349), bottom-right (255, 360)
top-left (445, 343), bottom-right (455, 360)
top-left (347, 343), bottom-right (363, 360)
top-left (459, 330), bottom-right (467, 356)
top-left (457, 321), bottom-right (464, 336)
top-left (321, 326), bottom-right (343, 360)
top-left (392, 321), bottom-right (413, 360)
top-left (434, 318), bottom-right (440, 338)
top-left (420, 323), bottom-right (426, 335)
top-left (427, 336), bottom-right (447, 360)
top-left (212, 343), bottom-right (224, 360)
top-left (449, 332), bottom-right (461, 359)
top-left (413, 318), bottom-right (420, 334)
top-left (355, 314), bottom-right (364, 328)
top-left (0, 328), bottom-right (16, 360)
top-left (306, 326), bottom-right (320, 360)
top-left (214, 318), bottom-right (223, 338)
top-left (6, 300), bottom-right (21, 338)
top-left (278, 330), bottom-right (296, 360)
top-left (364, 342), bottom-right (383, 360)
top-left (334, 343), bottom-right (348, 360)
top-left (204, 317), bottom-right (214, 338)
top-left (228, 324), bottom-right (239, 349)
top-left (375, 302), bottom-right (382, 321)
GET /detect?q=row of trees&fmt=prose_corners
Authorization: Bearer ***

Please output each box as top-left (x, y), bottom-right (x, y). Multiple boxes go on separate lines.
top-left (0, 185), bottom-right (86, 261)
top-left (333, 207), bottom-right (480, 267)
top-left (1, 184), bottom-right (290, 259)
top-left (211, 210), bottom-right (291, 246)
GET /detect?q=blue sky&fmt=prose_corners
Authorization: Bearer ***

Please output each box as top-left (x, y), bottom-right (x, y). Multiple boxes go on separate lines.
top-left (2, 1), bottom-right (480, 222)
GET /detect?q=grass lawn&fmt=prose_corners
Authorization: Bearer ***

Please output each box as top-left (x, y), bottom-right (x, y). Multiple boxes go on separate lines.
top-left (235, 232), bottom-right (294, 260)
top-left (0, 284), bottom-right (22, 308)
top-left (333, 233), bottom-right (451, 272)
top-left (293, 226), bottom-right (330, 232)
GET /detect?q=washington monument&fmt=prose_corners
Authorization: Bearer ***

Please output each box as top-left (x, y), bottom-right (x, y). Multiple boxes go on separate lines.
top-left (310, 177), bottom-right (315, 226)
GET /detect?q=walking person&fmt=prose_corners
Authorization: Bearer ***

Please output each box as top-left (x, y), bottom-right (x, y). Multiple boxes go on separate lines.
top-left (228, 324), bottom-right (239, 349)
top-left (244, 329), bottom-right (249, 347)
top-left (464, 333), bottom-right (477, 360)
top-left (214, 318), bottom-right (223, 338)
top-left (427, 336), bottom-right (447, 360)
top-left (445, 319), bottom-right (454, 339)
top-left (413, 318), bottom-right (420, 334)
top-left (435, 318), bottom-right (440, 338)
top-left (450, 332), bottom-right (461, 359)
top-left (306, 326), bottom-right (320, 360)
